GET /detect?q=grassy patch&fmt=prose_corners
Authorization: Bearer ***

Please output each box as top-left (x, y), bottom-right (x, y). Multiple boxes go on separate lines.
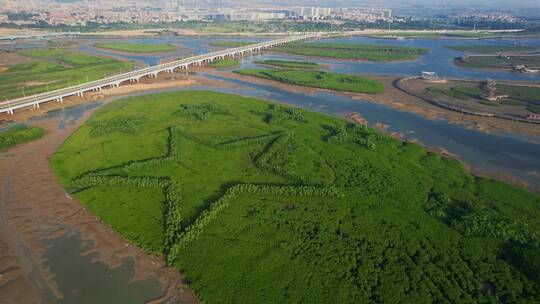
top-left (208, 59), bottom-right (240, 68)
top-left (255, 59), bottom-right (320, 69)
top-left (94, 43), bottom-right (176, 53)
top-left (235, 69), bottom-right (384, 94)
top-left (0, 124), bottom-right (45, 150)
top-left (0, 48), bottom-right (134, 100)
top-left (497, 84), bottom-right (540, 113)
top-left (455, 55), bottom-right (540, 69)
top-left (446, 45), bottom-right (534, 53)
top-left (275, 42), bottom-right (428, 61)
top-left (427, 86), bottom-right (485, 100)
top-left (527, 105), bottom-right (540, 114)
top-left (51, 90), bottom-right (540, 303)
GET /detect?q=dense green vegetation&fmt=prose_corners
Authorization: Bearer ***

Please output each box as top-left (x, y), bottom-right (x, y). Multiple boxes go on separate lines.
top-left (52, 90), bottom-right (540, 303)
top-left (235, 68), bottom-right (384, 94)
top-left (446, 45), bottom-right (535, 53)
top-left (255, 59), bottom-right (320, 69)
top-left (208, 41), bottom-right (255, 47)
top-left (0, 48), bottom-right (134, 100)
top-left (455, 55), bottom-right (540, 70)
top-left (0, 124), bottom-right (45, 150)
top-left (207, 59), bottom-right (240, 68)
top-left (94, 43), bottom-right (176, 53)
top-left (275, 42), bottom-right (428, 61)
top-left (371, 31), bottom-right (499, 39)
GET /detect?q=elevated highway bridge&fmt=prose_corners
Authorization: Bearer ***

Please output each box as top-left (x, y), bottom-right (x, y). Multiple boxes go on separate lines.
top-left (0, 34), bottom-right (320, 115)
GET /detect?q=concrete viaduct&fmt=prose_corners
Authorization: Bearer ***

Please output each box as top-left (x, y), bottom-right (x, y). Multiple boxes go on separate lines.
top-left (0, 34), bottom-right (320, 115)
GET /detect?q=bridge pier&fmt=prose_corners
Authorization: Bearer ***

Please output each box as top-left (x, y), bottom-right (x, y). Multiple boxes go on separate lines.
top-left (0, 35), bottom-right (320, 115)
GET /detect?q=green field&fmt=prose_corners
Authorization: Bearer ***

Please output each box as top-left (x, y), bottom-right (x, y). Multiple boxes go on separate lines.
top-left (94, 43), bottom-right (176, 53)
top-left (235, 68), bottom-right (384, 94)
top-left (51, 90), bottom-right (540, 303)
top-left (427, 86), bottom-right (485, 100)
top-left (446, 45), bottom-right (535, 53)
top-left (0, 124), bottom-right (45, 151)
top-left (254, 59), bottom-right (320, 69)
top-left (370, 31), bottom-right (498, 39)
top-left (455, 55), bottom-right (540, 70)
top-left (208, 41), bottom-right (255, 47)
top-left (275, 42), bottom-right (428, 61)
top-left (427, 84), bottom-right (540, 114)
top-left (497, 84), bottom-right (540, 113)
top-left (0, 48), bottom-right (134, 100)
top-left (208, 59), bottom-right (240, 68)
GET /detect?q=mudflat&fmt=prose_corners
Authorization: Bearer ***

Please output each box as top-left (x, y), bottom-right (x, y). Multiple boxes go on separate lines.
top-left (0, 94), bottom-right (199, 304)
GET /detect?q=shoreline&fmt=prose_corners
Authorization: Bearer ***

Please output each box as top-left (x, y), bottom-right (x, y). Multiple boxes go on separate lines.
top-left (93, 44), bottom-right (183, 56)
top-left (0, 77), bottom-right (202, 304)
top-left (214, 69), bottom-right (540, 137)
top-left (0, 71), bottom-right (538, 303)
top-left (345, 111), bottom-right (539, 194)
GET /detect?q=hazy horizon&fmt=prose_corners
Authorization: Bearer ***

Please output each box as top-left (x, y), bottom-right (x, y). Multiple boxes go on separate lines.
top-left (5, 0), bottom-right (540, 9)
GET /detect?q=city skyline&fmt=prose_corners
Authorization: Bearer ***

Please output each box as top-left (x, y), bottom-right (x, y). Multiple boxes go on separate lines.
top-left (2, 0), bottom-right (540, 9)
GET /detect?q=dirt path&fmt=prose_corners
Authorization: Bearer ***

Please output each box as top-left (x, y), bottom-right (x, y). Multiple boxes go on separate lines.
top-left (0, 99), bottom-right (199, 304)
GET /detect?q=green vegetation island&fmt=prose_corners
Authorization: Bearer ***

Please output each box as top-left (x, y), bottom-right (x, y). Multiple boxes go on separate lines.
top-left (446, 45), bottom-right (535, 53)
top-left (209, 41), bottom-right (428, 61)
top-left (207, 58), bottom-right (240, 68)
top-left (454, 55), bottom-right (540, 70)
top-left (0, 48), bottom-right (134, 100)
top-left (0, 124), bottom-right (44, 151)
top-left (275, 42), bottom-right (428, 61)
top-left (94, 43), bottom-right (177, 53)
top-left (52, 90), bottom-right (540, 303)
top-left (235, 69), bottom-right (384, 94)
top-left (254, 59), bottom-right (320, 69)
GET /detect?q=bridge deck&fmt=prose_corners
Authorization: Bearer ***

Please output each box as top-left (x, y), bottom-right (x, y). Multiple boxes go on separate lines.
top-left (0, 34), bottom-right (319, 114)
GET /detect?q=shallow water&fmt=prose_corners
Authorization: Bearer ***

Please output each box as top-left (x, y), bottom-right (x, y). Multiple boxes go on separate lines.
top-left (42, 229), bottom-right (163, 304)
top-left (288, 36), bottom-right (540, 81)
top-left (31, 101), bottom-right (102, 129)
top-left (72, 35), bottom-right (540, 81)
top-left (79, 36), bottom-right (270, 67)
